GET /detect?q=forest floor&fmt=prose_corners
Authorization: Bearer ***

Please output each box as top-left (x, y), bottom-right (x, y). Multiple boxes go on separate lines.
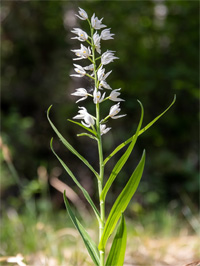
top-left (26, 234), bottom-right (199, 266)
top-left (1, 210), bottom-right (199, 266)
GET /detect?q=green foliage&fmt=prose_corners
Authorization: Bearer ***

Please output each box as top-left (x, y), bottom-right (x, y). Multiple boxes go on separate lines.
top-left (63, 191), bottom-right (100, 266)
top-left (99, 150), bottom-right (145, 250)
top-left (47, 105), bottom-right (99, 179)
top-left (1, 1), bottom-right (198, 207)
top-left (104, 95), bottom-right (176, 165)
top-left (50, 138), bottom-right (100, 221)
top-left (68, 119), bottom-right (98, 137)
top-left (1, 206), bottom-right (197, 265)
top-left (101, 101), bottom-right (144, 201)
top-left (1, 4), bottom-right (198, 264)
top-left (105, 214), bottom-right (127, 266)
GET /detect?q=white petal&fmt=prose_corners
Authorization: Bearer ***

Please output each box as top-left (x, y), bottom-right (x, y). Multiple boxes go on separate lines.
top-left (76, 96), bottom-right (87, 103)
top-left (111, 114), bottom-right (127, 119)
top-left (70, 74), bottom-right (83, 77)
top-left (81, 121), bottom-right (90, 127)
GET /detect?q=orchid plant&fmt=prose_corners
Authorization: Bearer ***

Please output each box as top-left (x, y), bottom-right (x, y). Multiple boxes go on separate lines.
top-left (47, 7), bottom-right (175, 266)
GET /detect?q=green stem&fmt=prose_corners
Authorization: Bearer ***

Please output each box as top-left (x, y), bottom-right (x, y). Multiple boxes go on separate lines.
top-left (90, 24), bottom-right (105, 266)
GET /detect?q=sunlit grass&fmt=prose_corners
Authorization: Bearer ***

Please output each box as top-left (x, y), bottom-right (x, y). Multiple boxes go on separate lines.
top-left (1, 205), bottom-right (199, 266)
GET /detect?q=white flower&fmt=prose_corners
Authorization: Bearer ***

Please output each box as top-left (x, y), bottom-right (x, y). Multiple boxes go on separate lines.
top-left (70, 64), bottom-right (86, 77)
top-left (71, 28), bottom-right (88, 42)
top-left (71, 88), bottom-right (89, 103)
top-left (84, 64), bottom-right (94, 71)
top-left (73, 106), bottom-right (88, 119)
top-left (100, 124), bottom-right (111, 135)
top-left (93, 88), bottom-right (106, 104)
top-left (97, 66), bottom-right (112, 81)
top-left (93, 32), bottom-right (101, 54)
top-left (109, 103), bottom-right (126, 119)
top-left (97, 66), bottom-right (112, 89)
top-left (82, 114), bottom-right (95, 128)
top-left (109, 88), bottom-right (124, 102)
top-left (101, 50), bottom-right (118, 65)
top-left (72, 44), bottom-right (91, 60)
top-left (99, 80), bottom-right (112, 90)
top-left (76, 7), bottom-right (88, 20)
top-left (73, 107), bottom-right (95, 128)
top-left (101, 28), bottom-right (114, 40)
top-left (91, 13), bottom-right (106, 29)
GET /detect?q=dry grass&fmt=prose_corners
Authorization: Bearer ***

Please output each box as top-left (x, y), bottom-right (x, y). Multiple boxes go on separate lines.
top-left (125, 235), bottom-right (199, 266)
top-left (1, 210), bottom-right (199, 266)
top-left (12, 227), bottom-right (199, 266)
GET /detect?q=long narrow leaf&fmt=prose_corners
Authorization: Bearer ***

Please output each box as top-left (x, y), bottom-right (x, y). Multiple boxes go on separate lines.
top-left (68, 119), bottom-right (97, 136)
top-left (105, 214), bottom-right (127, 266)
top-left (77, 133), bottom-right (98, 140)
top-left (63, 191), bottom-right (100, 266)
top-left (101, 101), bottom-right (144, 201)
top-left (47, 106), bottom-right (99, 179)
top-left (99, 150), bottom-right (145, 250)
top-left (50, 138), bottom-right (100, 222)
top-left (104, 95), bottom-right (176, 165)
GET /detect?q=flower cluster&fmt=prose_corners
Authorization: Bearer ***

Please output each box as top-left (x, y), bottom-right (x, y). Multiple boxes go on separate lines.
top-left (71, 7), bottom-right (126, 135)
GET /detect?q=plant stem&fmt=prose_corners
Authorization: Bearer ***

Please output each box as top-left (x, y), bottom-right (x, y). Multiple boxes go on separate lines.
top-left (90, 24), bottom-right (105, 266)
top-left (96, 102), bottom-right (105, 265)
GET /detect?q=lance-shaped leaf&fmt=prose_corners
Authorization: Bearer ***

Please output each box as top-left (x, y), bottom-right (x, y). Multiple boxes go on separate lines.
top-left (77, 133), bottom-right (98, 141)
top-left (50, 138), bottom-right (100, 222)
top-left (68, 119), bottom-right (97, 137)
top-left (101, 101), bottom-right (144, 202)
top-left (63, 191), bottom-right (100, 266)
top-left (99, 150), bottom-right (145, 251)
top-left (105, 214), bottom-right (127, 266)
top-left (104, 95), bottom-right (176, 165)
top-left (47, 106), bottom-right (99, 180)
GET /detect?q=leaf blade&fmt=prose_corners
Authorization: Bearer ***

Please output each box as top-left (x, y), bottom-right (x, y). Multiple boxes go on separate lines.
top-left (101, 101), bottom-right (144, 201)
top-left (50, 138), bottom-right (100, 221)
top-left (105, 214), bottom-right (127, 266)
top-left (63, 191), bottom-right (100, 266)
top-left (99, 150), bottom-right (145, 250)
top-left (104, 95), bottom-right (176, 165)
top-left (77, 133), bottom-right (98, 140)
top-left (47, 106), bottom-right (99, 179)
top-left (68, 119), bottom-right (97, 136)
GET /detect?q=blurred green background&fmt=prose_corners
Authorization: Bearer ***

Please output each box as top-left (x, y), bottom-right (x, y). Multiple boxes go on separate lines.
top-left (1, 0), bottom-right (199, 264)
